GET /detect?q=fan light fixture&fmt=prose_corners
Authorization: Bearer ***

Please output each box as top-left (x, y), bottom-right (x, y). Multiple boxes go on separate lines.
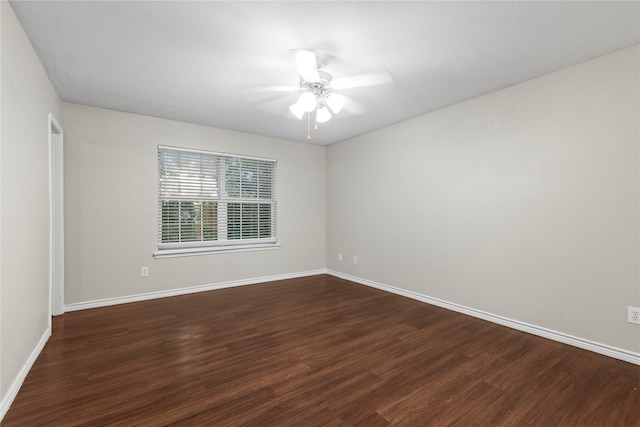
top-left (289, 69), bottom-right (344, 141)
top-left (316, 105), bottom-right (331, 123)
top-left (326, 93), bottom-right (344, 114)
top-left (284, 50), bottom-right (392, 141)
top-left (289, 92), bottom-right (316, 120)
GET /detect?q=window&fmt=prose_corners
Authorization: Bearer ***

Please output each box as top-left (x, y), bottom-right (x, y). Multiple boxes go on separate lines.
top-left (156, 146), bottom-right (277, 257)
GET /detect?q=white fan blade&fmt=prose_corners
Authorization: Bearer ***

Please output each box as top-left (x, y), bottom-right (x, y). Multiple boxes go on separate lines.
top-left (332, 71), bottom-right (393, 90)
top-left (340, 95), bottom-right (366, 116)
top-left (251, 94), bottom-right (302, 118)
top-left (296, 50), bottom-right (320, 82)
top-left (240, 85), bottom-right (299, 94)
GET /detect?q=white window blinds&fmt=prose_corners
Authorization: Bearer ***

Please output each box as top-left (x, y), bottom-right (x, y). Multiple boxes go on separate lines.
top-left (157, 146), bottom-right (276, 252)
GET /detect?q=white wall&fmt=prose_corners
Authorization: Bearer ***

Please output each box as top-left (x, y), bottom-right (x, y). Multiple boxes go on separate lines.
top-left (327, 45), bottom-right (640, 355)
top-left (0, 0), bottom-right (61, 408)
top-left (62, 103), bottom-right (326, 305)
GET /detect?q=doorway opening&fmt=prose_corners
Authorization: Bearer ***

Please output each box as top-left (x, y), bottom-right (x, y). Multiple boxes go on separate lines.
top-left (49, 113), bottom-right (64, 318)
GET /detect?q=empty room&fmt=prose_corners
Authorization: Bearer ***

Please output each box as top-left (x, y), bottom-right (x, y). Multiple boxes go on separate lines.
top-left (1, 1), bottom-right (639, 425)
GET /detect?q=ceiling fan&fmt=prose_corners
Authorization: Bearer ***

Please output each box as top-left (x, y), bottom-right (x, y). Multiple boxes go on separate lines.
top-left (247, 50), bottom-right (393, 141)
top-left (289, 50), bottom-right (393, 141)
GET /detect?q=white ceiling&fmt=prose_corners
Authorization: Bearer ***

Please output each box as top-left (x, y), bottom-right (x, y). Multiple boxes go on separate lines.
top-left (9, 1), bottom-right (640, 145)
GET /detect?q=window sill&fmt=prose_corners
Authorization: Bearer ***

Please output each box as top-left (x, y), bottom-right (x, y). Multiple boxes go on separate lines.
top-left (153, 243), bottom-right (280, 259)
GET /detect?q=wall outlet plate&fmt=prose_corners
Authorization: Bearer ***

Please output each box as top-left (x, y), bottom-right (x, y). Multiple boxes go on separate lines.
top-left (628, 306), bottom-right (640, 325)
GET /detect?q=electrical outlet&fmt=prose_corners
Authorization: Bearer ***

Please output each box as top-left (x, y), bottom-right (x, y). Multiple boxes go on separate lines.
top-left (353, 256), bottom-right (358, 265)
top-left (141, 266), bottom-right (149, 277)
top-left (338, 253), bottom-right (343, 261)
top-left (629, 306), bottom-right (640, 325)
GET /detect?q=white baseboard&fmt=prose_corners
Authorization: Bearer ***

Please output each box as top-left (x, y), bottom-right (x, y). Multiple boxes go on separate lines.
top-left (0, 327), bottom-right (51, 422)
top-left (328, 270), bottom-right (640, 366)
top-left (64, 269), bottom-right (328, 312)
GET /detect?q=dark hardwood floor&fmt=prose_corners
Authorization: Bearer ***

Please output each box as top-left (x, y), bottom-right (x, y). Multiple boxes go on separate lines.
top-left (3, 275), bottom-right (639, 426)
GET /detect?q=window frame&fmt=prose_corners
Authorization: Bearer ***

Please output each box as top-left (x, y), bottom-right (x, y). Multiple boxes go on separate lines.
top-left (154, 145), bottom-right (278, 258)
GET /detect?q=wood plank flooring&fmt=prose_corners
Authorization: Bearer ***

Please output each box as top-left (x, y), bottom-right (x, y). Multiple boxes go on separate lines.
top-left (3, 275), bottom-right (639, 426)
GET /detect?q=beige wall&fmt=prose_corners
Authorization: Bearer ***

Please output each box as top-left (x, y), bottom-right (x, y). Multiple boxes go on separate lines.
top-left (1, 0), bottom-right (61, 403)
top-left (327, 46), bottom-right (640, 353)
top-left (62, 103), bottom-right (326, 304)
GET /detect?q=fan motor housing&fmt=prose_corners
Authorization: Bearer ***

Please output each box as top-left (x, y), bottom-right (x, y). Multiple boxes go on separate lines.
top-left (300, 70), bottom-right (333, 96)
